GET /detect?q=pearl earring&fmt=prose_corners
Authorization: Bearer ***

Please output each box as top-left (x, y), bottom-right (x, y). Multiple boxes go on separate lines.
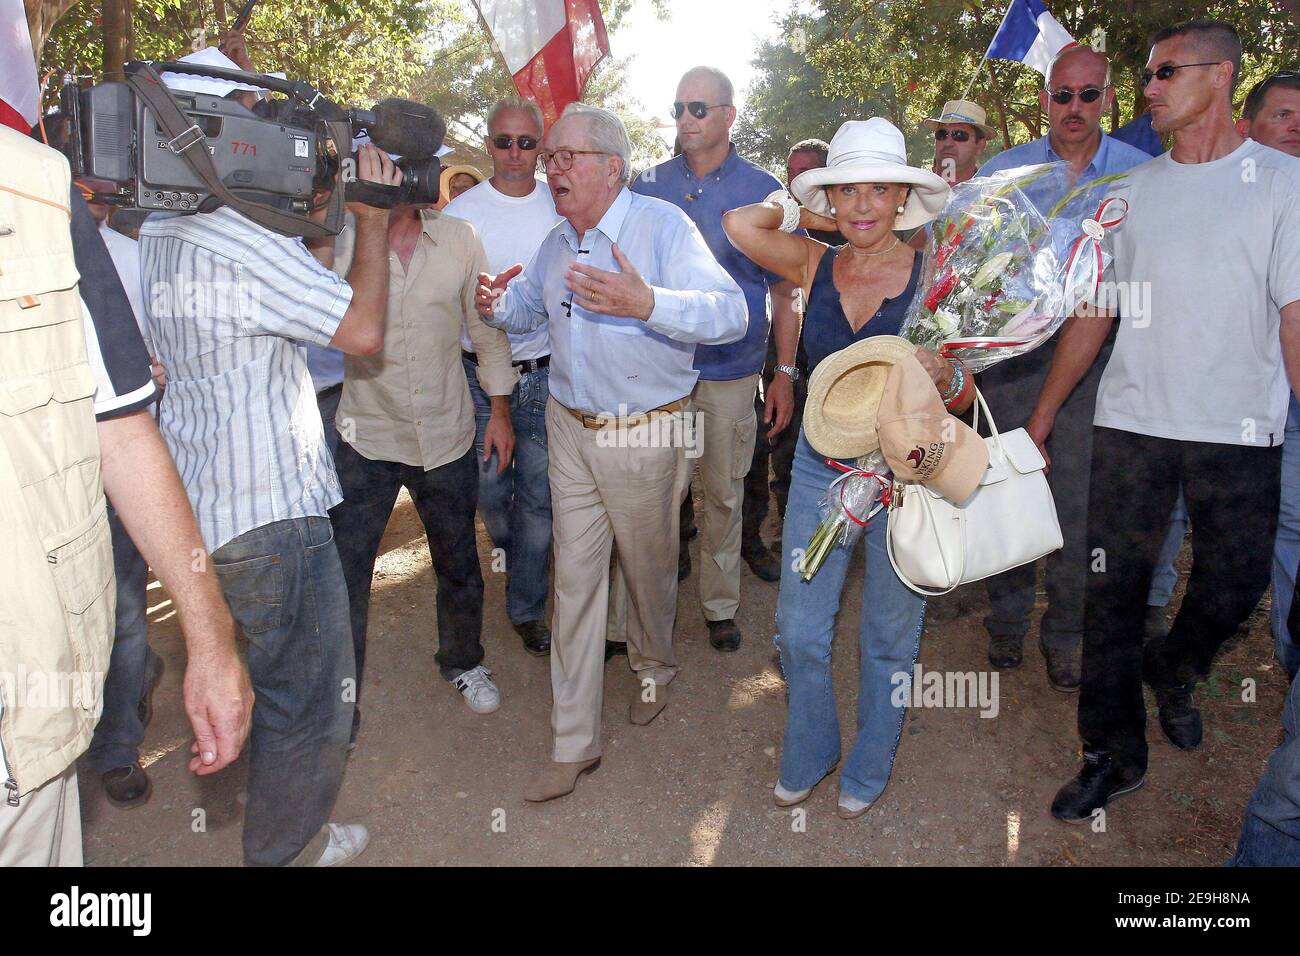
top-left (829, 206), bottom-right (837, 214)
top-left (896, 204), bottom-right (906, 215)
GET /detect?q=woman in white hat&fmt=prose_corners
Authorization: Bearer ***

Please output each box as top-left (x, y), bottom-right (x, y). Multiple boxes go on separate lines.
top-left (722, 117), bottom-right (972, 818)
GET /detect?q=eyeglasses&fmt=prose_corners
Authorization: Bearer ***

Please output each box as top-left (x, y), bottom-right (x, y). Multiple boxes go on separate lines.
top-left (1046, 86), bottom-right (1107, 104)
top-left (670, 101), bottom-right (731, 120)
top-left (1139, 62), bottom-right (1223, 88)
top-left (538, 148), bottom-right (608, 172)
top-left (934, 128), bottom-right (972, 142)
top-left (490, 134), bottom-right (539, 151)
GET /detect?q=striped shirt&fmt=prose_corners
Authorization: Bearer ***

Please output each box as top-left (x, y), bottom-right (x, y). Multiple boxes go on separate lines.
top-left (140, 206), bottom-right (354, 552)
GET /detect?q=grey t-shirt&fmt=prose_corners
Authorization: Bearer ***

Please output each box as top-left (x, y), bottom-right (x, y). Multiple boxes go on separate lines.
top-left (1094, 140), bottom-right (1300, 446)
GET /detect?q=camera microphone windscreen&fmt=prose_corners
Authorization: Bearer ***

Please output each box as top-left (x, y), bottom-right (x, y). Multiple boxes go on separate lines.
top-left (366, 99), bottom-right (446, 161)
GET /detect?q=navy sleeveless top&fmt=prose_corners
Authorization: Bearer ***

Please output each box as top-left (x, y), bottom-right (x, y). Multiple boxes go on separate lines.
top-left (802, 245), bottom-right (923, 375)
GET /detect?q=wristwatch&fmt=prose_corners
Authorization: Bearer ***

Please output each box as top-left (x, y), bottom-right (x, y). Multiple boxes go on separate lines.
top-left (774, 363), bottom-right (801, 382)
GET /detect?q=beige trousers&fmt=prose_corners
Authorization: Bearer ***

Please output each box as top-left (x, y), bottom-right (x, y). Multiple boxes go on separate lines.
top-left (546, 398), bottom-right (689, 762)
top-left (690, 375), bottom-right (759, 621)
top-left (0, 765), bottom-right (82, 866)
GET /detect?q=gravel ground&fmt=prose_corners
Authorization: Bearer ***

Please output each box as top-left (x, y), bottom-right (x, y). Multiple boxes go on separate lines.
top-left (81, 487), bottom-right (1290, 866)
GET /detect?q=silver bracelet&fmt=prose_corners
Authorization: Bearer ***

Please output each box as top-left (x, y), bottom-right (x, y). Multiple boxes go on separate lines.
top-left (764, 189), bottom-right (801, 233)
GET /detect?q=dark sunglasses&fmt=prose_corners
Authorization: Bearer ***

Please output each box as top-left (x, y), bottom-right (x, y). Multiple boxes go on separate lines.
top-left (670, 101), bottom-right (731, 120)
top-left (491, 134), bottom-right (539, 151)
top-left (934, 128), bottom-right (972, 142)
top-left (1046, 86), bottom-right (1106, 104)
top-left (1139, 62), bottom-right (1222, 88)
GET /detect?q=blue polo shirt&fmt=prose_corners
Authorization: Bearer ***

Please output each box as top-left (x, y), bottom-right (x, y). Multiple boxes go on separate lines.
top-left (632, 145), bottom-right (785, 381)
top-left (977, 131), bottom-right (1153, 183)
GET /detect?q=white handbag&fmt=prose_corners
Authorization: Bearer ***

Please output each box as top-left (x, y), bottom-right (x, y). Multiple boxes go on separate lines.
top-left (885, 389), bottom-right (1063, 595)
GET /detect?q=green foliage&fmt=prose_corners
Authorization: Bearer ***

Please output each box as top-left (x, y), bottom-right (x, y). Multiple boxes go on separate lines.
top-left (739, 0), bottom-right (1299, 162)
top-left (42, 0), bottom-right (669, 169)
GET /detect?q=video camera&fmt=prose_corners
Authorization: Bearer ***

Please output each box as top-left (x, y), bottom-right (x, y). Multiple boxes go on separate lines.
top-left (58, 59), bottom-right (447, 238)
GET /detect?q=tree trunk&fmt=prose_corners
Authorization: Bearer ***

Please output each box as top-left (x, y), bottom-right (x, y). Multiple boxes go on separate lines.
top-left (25, 0), bottom-right (81, 65)
top-left (101, 0), bottom-right (133, 83)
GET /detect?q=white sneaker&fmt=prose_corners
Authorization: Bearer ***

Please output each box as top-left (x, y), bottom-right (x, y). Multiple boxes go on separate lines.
top-left (451, 665), bottom-right (500, 714)
top-left (313, 823), bottom-right (370, 866)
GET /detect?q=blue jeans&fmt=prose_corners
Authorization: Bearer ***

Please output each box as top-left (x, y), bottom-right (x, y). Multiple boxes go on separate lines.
top-left (85, 503), bottom-right (161, 772)
top-left (774, 429), bottom-right (926, 804)
top-left (211, 516), bottom-right (354, 867)
top-left (1229, 672), bottom-right (1300, 865)
top-left (1271, 397), bottom-right (1300, 679)
top-left (1146, 492), bottom-right (1189, 608)
top-left (317, 384), bottom-right (342, 461)
top-left (463, 357), bottom-right (553, 626)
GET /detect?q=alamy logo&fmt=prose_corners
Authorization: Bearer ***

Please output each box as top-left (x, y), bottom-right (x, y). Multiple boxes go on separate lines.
top-left (49, 886), bottom-right (151, 936)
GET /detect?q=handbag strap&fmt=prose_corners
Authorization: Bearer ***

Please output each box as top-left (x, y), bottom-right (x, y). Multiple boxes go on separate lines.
top-left (885, 483), bottom-right (968, 597)
top-left (969, 388), bottom-right (1006, 459)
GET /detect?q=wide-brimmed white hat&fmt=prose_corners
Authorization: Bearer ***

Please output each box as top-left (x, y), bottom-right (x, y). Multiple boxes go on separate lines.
top-left (790, 118), bottom-right (950, 231)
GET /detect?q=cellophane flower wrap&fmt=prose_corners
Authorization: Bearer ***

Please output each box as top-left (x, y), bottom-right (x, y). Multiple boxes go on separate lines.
top-left (797, 161), bottom-right (1129, 581)
top-left (901, 160), bottom-right (1129, 372)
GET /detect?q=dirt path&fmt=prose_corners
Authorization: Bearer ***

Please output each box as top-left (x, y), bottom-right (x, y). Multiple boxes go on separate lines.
top-left (81, 489), bottom-right (1290, 866)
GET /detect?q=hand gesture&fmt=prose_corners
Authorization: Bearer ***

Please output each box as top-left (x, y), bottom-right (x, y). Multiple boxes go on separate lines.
top-left (476, 264), bottom-right (523, 318)
top-left (566, 244), bottom-right (655, 321)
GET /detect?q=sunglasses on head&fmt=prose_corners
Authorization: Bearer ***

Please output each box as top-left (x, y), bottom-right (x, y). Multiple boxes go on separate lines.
top-left (1139, 62), bottom-right (1223, 88)
top-left (670, 101), bottom-right (731, 120)
top-left (934, 128), bottom-right (971, 142)
top-left (1046, 86), bottom-right (1106, 104)
top-left (491, 134), bottom-right (539, 151)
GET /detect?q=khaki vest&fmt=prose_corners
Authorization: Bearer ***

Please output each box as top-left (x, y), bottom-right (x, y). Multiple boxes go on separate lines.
top-left (0, 126), bottom-right (114, 801)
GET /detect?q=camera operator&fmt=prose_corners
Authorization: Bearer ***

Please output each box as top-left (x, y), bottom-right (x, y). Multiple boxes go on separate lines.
top-left (140, 122), bottom-right (399, 866)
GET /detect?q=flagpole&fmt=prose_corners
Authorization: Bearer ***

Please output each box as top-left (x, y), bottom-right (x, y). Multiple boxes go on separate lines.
top-left (960, 0), bottom-right (1016, 102)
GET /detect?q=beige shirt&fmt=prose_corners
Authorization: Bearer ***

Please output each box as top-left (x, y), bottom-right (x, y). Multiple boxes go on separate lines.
top-left (340, 209), bottom-right (517, 470)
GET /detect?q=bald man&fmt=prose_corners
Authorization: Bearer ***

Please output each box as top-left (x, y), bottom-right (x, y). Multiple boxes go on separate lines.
top-left (974, 45), bottom-right (1151, 692)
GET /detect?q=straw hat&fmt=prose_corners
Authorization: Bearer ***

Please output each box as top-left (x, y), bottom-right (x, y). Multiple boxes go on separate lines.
top-left (922, 99), bottom-right (997, 139)
top-left (804, 335), bottom-right (919, 459)
top-left (789, 118), bottom-right (950, 231)
top-left (439, 164), bottom-right (486, 199)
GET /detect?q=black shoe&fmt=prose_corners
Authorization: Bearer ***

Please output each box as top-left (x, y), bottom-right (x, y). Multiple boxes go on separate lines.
top-left (1144, 605), bottom-right (1171, 643)
top-left (513, 619), bottom-right (552, 657)
top-left (604, 640), bottom-right (628, 662)
top-left (1040, 638), bottom-right (1080, 692)
top-left (1153, 681), bottom-right (1203, 750)
top-left (102, 763), bottom-right (152, 809)
top-left (138, 653), bottom-right (164, 728)
top-left (742, 543), bottom-right (781, 582)
top-left (678, 540), bottom-right (691, 581)
top-left (707, 618), bottom-right (742, 652)
top-left (347, 706), bottom-right (361, 753)
top-left (1050, 751), bottom-right (1145, 823)
top-left (988, 634), bottom-right (1023, 670)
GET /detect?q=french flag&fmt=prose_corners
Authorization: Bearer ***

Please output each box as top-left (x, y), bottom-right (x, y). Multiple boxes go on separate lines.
top-left (986, 0), bottom-right (1076, 76)
top-left (0, 0), bottom-right (39, 134)
top-left (473, 0), bottom-right (611, 129)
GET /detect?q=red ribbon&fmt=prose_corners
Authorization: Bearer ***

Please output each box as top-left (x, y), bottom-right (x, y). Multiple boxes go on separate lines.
top-left (823, 459), bottom-right (891, 527)
top-left (1063, 196), bottom-right (1129, 296)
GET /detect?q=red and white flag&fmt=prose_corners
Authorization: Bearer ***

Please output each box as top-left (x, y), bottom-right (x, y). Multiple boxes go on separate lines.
top-left (0, 0), bottom-right (39, 133)
top-left (473, 0), bottom-right (610, 129)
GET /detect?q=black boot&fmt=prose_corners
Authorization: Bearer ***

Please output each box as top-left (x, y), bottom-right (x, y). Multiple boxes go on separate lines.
top-left (742, 539), bottom-right (781, 582)
top-left (1153, 682), bottom-right (1203, 750)
top-left (988, 633), bottom-right (1023, 670)
top-left (513, 619), bottom-right (552, 657)
top-left (102, 763), bottom-right (152, 809)
top-left (1051, 751), bottom-right (1145, 822)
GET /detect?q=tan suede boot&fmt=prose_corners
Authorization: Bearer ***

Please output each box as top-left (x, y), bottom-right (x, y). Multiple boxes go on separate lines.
top-left (523, 758), bottom-right (601, 802)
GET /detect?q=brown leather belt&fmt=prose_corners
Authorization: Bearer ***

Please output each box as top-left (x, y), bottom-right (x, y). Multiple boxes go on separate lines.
top-left (560, 397), bottom-right (690, 430)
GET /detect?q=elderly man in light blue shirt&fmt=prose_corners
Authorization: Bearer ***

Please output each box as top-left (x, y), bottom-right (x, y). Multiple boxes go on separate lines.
top-left (478, 102), bottom-right (746, 802)
top-left (971, 45), bottom-right (1152, 694)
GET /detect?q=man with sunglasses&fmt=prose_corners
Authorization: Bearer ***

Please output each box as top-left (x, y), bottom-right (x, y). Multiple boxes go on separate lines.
top-left (1025, 19), bottom-right (1300, 823)
top-left (445, 97), bottom-right (563, 660)
top-left (923, 99), bottom-right (994, 186)
top-left (630, 66), bottom-right (801, 650)
top-left (970, 45), bottom-right (1151, 694)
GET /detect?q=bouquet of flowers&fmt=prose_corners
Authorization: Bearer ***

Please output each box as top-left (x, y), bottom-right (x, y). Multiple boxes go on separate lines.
top-left (797, 162), bottom-right (1129, 581)
top-left (796, 452), bottom-right (891, 581)
top-left (902, 161), bottom-right (1129, 372)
